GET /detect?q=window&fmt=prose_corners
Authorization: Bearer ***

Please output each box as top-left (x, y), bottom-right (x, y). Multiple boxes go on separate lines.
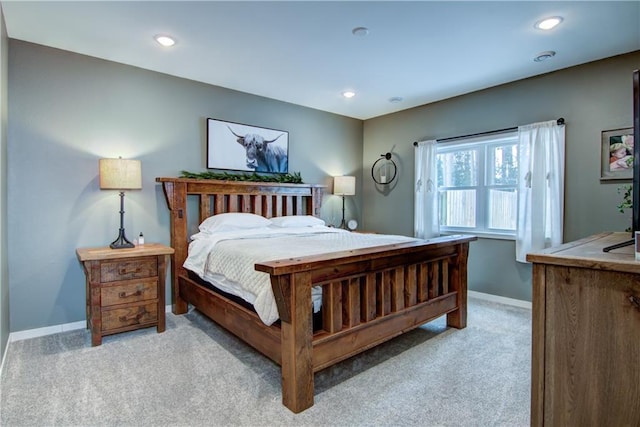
top-left (436, 132), bottom-right (518, 237)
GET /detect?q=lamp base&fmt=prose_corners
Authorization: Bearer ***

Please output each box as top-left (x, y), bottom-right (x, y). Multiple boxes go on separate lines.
top-left (110, 228), bottom-right (134, 249)
top-left (339, 195), bottom-right (347, 229)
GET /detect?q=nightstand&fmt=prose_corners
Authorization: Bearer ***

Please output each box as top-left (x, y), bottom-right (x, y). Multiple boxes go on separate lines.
top-left (76, 243), bottom-right (174, 346)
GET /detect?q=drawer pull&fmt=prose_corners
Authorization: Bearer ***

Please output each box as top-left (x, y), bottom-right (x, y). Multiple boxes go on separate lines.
top-left (118, 267), bottom-right (141, 275)
top-left (118, 290), bottom-right (143, 299)
top-left (629, 295), bottom-right (640, 311)
top-left (119, 311), bottom-right (146, 323)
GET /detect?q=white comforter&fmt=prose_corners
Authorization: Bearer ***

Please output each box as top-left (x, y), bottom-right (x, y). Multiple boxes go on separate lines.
top-left (183, 226), bottom-right (417, 325)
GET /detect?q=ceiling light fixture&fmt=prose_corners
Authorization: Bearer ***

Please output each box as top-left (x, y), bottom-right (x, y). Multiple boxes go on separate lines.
top-left (534, 51), bottom-right (556, 62)
top-left (154, 35), bottom-right (176, 47)
top-left (535, 16), bottom-right (563, 30)
top-left (352, 27), bottom-right (369, 37)
top-left (342, 91), bottom-right (356, 98)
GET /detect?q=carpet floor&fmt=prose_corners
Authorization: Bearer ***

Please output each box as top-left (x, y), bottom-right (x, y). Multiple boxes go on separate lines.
top-left (0, 297), bottom-right (531, 426)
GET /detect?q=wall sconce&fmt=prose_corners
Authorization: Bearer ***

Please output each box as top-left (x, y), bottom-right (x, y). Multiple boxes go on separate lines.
top-left (99, 157), bottom-right (142, 249)
top-left (333, 175), bottom-right (356, 229)
top-left (372, 152), bottom-right (397, 185)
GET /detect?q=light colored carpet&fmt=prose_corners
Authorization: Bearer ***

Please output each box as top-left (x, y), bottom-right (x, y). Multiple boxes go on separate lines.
top-left (0, 297), bottom-right (531, 426)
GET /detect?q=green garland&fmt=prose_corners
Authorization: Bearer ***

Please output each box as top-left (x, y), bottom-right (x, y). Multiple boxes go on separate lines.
top-left (180, 170), bottom-right (303, 184)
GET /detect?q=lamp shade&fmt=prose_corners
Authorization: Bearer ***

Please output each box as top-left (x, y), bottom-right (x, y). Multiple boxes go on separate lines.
top-left (99, 158), bottom-right (142, 190)
top-left (334, 176), bottom-right (356, 196)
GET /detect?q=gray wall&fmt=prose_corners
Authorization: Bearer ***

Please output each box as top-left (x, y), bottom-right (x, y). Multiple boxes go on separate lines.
top-left (6, 37), bottom-right (639, 332)
top-left (7, 40), bottom-right (363, 332)
top-left (0, 6), bottom-right (8, 356)
top-left (363, 50), bottom-right (640, 301)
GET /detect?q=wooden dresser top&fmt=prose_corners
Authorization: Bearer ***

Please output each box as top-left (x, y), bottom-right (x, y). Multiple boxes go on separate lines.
top-left (526, 232), bottom-right (640, 273)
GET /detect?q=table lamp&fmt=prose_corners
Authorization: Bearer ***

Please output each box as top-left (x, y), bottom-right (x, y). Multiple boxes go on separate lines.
top-left (99, 157), bottom-right (142, 249)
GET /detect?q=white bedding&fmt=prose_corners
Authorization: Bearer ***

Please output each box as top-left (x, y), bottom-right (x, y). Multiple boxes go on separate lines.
top-left (183, 226), bottom-right (418, 325)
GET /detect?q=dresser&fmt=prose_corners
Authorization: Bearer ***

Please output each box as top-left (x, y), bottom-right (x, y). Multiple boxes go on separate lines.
top-left (76, 243), bottom-right (174, 346)
top-left (527, 232), bottom-right (640, 426)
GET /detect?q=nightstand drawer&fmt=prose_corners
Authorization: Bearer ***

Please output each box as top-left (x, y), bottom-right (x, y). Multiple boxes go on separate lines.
top-left (102, 302), bottom-right (158, 331)
top-left (100, 257), bottom-right (158, 282)
top-left (101, 279), bottom-right (158, 307)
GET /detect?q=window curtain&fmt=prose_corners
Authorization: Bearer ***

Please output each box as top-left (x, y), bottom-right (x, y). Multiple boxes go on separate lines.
top-left (516, 120), bottom-right (565, 262)
top-left (414, 139), bottom-right (440, 238)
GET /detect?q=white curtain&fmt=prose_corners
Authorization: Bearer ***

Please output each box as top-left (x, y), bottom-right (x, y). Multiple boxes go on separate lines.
top-left (516, 120), bottom-right (565, 262)
top-left (414, 139), bottom-right (440, 238)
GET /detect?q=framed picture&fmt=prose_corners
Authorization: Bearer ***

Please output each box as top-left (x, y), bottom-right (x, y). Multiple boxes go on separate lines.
top-left (601, 127), bottom-right (634, 181)
top-left (207, 118), bottom-right (289, 173)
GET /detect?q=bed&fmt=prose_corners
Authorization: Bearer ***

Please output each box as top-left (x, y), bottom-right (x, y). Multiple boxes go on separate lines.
top-left (156, 177), bottom-right (476, 413)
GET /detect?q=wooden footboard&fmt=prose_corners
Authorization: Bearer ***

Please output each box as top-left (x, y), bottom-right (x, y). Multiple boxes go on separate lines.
top-left (257, 235), bottom-right (474, 412)
top-left (156, 177), bottom-right (475, 413)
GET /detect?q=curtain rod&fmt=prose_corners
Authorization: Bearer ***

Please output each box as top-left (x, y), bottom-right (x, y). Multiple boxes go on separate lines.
top-left (412, 117), bottom-right (565, 146)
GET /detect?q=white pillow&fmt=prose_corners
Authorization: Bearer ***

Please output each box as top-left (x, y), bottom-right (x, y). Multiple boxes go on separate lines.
top-left (270, 215), bottom-right (326, 228)
top-left (198, 212), bottom-right (272, 233)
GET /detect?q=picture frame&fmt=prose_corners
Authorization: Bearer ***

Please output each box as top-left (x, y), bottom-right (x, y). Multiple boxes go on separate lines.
top-left (600, 127), bottom-right (634, 181)
top-left (206, 118), bottom-right (289, 173)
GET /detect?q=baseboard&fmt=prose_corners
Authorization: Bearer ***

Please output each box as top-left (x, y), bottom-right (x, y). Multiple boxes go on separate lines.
top-left (8, 305), bottom-right (173, 343)
top-left (2, 295), bottom-right (529, 350)
top-left (9, 320), bottom-right (86, 343)
top-left (0, 335), bottom-right (9, 378)
top-left (468, 290), bottom-right (532, 309)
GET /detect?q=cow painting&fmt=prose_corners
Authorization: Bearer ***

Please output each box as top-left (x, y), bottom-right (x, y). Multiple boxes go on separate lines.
top-left (228, 126), bottom-right (288, 173)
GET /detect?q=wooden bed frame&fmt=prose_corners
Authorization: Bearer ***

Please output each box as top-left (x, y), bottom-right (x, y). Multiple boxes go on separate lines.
top-left (157, 177), bottom-right (475, 413)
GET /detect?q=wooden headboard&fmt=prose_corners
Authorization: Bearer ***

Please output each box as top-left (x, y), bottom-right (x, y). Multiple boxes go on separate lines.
top-left (155, 177), bottom-right (326, 309)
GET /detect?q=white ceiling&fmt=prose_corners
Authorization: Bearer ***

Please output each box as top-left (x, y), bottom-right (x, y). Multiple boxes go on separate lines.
top-left (2, 1), bottom-right (640, 120)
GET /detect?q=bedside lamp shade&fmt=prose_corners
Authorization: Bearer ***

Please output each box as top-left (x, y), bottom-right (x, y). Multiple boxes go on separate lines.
top-left (334, 176), bottom-right (355, 229)
top-left (99, 158), bottom-right (141, 249)
top-left (333, 175), bottom-right (356, 196)
top-left (99, 158), bottom-right (142, 190)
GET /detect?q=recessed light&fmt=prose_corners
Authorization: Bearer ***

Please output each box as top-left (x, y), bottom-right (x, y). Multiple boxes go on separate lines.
top-left (342, 91), bottom-right (356, 98)
top-left (352, 27), bottom-right (369, 37)
top-left (389, 97), bottom-right (403, 103)
top-left (535, 16), bottom-right (563, 30)
top-left (534, 51), bottom-right (556, 62)
top-left (154, 35), bottom-right (176, 47)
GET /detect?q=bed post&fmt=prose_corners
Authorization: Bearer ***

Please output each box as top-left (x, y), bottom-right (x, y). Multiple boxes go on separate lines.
top-left (446, 242), bottom-right (469, 328)
top-left (160, 179), bottom-right (189, 314)
top-left (273, 272), bottom-right (314, 413)
top-left (311, 186), bottom-right (323, 217)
